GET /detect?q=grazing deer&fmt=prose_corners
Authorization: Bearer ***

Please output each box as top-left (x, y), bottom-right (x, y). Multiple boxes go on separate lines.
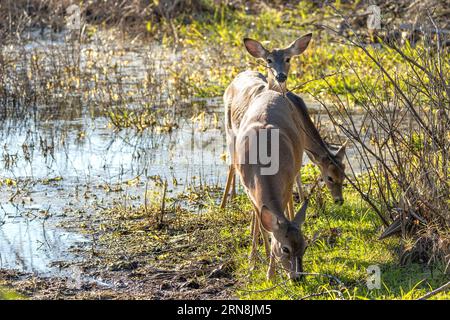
top-left (285, 91), bottom-right (347, 205)
top-left (234, 89), bottom-right (310, 280)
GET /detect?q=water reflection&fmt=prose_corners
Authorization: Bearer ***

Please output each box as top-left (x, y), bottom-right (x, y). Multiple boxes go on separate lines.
top-left (0, 210), bottom-right (87, 274)
top-left (0, 100), bottom-right (228, 275)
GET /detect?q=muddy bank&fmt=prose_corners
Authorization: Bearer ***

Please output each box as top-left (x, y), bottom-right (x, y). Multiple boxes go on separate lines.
top-left (0, 263), bottom-right (234, 299)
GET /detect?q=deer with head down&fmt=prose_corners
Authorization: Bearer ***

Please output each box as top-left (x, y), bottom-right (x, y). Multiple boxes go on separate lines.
top-left (233, 89), bottom-right (310, 280)
top-left (220, 35), bottom-right (347, 279)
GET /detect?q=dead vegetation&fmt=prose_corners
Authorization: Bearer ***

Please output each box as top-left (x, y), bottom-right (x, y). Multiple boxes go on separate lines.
top-left (0, 0), bottom-right (212, 42)
top-left (313, 5), bottom-right (450, 269)
top-left (1, 1), bottom-right (449, 43)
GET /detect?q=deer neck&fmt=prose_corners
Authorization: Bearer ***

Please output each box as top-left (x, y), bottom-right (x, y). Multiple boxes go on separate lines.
top-left (302, 117), bottom-right (331, 160)
top-left (285, 92), bottom-right (331, 159)
top-left (252, 164), bottom-right (294, 219)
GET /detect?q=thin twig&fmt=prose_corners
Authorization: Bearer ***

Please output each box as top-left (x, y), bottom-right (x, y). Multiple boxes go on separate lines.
top-left (417, 281), bottom-right (450, 300)
top-left (299, 289), bottom-right (345, 300)
top-left (236, 278), bottom-right (292, 294)
top-left (288, 69), bottom-right (348, 92)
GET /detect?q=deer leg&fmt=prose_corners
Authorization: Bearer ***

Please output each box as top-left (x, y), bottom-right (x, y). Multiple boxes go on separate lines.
top-left (220, 164), bottom-right (235, 208)
top-left (230, 171), bottom-right (236, 200)
top-left (249, 210), bottom-right (260, 270)
top-left (262, 229), bottom-right (270, 259)
top-left (250, 201), bottom-right (271, 262)
top-left (249, 210), bottom-right (255, 260)
top-left (266, 251), bottom-right (276, 281)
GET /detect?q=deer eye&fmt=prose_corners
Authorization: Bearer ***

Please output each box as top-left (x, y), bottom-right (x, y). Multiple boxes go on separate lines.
top-left (285, 58), bottom-right (290, 63)
top-left (327, 176), bottom-right (334, 183)
top-left (281, 246), bottom-right (290, 254)
top-left (267, 58), bottom-right (273, 64)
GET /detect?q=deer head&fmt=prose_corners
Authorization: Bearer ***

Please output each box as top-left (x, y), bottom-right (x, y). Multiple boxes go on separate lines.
top-left (243, 34), bottom-right (312, 91)
top-left (260, 199), bottom-right (309, 281)
top-left (306, 142), bottom-right (347, 205)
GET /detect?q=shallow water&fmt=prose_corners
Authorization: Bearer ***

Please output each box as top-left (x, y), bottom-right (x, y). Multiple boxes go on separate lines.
top-left (0, 210), bottom-right (88, 274)
top-left (0, 109), bottom-right (228, 275)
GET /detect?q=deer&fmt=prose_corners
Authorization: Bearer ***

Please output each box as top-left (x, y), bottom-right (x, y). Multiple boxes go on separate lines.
top-left (233, 89), bottom-right (310, 280)
top-left (220, 35), bottom-right (347, 280)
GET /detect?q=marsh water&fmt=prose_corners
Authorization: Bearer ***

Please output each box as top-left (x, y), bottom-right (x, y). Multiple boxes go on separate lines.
top-left (0, 31), bottom-right (366, 279)
top-left (0, 108), bottom-right (227, 275)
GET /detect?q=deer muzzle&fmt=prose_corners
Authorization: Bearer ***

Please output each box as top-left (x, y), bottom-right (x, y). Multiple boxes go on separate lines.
top-left (275, 73), bottom-right (287, 83)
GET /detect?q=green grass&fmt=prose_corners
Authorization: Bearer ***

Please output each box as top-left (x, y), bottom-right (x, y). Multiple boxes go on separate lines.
top-left (0, 287), bottom-right (26, 300)
top-left (225, 187), bottom-right (449, 300)
top-left (168, 5), bottom-right (450, 295)
top-left (170, 3), bottom-right (414, 104)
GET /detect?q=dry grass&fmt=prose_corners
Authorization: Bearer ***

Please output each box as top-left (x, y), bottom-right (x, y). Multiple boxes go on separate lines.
top-left (312, 5), bottom-right (450, 269)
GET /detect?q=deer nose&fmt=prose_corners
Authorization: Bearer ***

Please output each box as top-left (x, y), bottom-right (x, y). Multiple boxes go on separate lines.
top-left (275, 73), bottom-right (287, 83)
top-left (334, 198), bottom-right (344, 205)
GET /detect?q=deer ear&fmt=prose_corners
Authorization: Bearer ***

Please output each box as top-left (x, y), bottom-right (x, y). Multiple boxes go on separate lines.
top-left (335, 140), bottom-right (348, 161)
top-left (293, 198), bottom-right (309, 227)
top-left (244, 38), bottom-right (268, 59)
top-left (260, 206), bottom-right (279, 233)
top-left (287, 33), bottom-right (312, 56)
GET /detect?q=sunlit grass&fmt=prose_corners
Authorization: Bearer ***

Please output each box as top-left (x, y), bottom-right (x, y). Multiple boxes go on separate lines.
top-left (0, 286), bottom-right (26, 300)
top-left (229, 186), bottom-right (449, 300)
top-left (173, 3), bottom-right (409, 104)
